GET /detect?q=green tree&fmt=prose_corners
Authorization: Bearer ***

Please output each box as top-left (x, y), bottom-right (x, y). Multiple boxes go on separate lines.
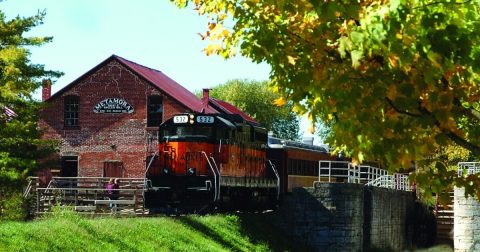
top-left (0, 10), bottom-right (61, 219)
top-left (207, 79), bottom-right (300, 140)
top-left (174, 0), bottom-right (480, 195)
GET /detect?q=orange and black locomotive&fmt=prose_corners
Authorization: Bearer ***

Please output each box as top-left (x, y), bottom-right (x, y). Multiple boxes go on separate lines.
top-left (144, 113), bottom-right (280, 212)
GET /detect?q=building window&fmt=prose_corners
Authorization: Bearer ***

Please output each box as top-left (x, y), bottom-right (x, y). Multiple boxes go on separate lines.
top-left (147, 95), bottom-right (163, 127)
top-left (64, 95), bottom-right (79, 127)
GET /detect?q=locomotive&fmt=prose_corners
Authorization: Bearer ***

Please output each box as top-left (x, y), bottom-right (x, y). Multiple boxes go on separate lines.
top-left (144, 112), bottom-right (334, 212)
top-left (144, 112), bottom-right (280, 212)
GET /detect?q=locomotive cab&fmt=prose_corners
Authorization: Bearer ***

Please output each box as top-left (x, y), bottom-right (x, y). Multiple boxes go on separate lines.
top-left (144, 112), bottom-right (280, 213)
top-left (144, 113), bottom-right (234, 211)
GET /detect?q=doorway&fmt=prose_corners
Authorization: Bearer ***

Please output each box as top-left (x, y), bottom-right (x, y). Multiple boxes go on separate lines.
top-left (60, 156), bottom-right (78, 177)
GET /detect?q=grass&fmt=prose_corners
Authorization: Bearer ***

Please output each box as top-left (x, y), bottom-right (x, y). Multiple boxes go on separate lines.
top-left (0, 210), bottom-right (307, 252)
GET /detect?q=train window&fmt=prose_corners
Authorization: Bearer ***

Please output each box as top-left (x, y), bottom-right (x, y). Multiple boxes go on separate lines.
top-left (162, 126), bottom-right (213, 138)
top-left (177, 127), bottom-right (194, 136)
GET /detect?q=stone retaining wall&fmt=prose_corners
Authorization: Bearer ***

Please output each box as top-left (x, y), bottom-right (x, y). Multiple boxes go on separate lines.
top-left (454, 187), bottom-right (480, 252)
top-left (268, 183), bottom-right (431, 251)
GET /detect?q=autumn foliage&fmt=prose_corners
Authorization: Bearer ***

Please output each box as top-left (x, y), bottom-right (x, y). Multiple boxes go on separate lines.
top-left (174, 0), bottom-right (480, 196)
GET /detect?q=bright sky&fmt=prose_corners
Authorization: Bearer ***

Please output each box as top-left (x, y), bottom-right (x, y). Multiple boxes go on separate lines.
top-left (1, 0), bottom-right (270, 96)
top-left (1, 0), bottom-right (317, 141)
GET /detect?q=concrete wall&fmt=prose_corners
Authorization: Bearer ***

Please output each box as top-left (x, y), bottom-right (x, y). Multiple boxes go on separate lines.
top-left (454, 187), bottom-right (480, 252)
top-left (268, 183), bottom-right (423, 251)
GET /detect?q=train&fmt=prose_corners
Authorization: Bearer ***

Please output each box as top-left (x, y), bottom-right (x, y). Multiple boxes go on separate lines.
top-left (144, 112), bottom-right (335, 213)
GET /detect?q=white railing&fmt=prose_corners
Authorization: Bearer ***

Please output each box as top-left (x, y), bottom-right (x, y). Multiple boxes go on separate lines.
top-left (318, 160), bottom-right (410, 191)
top-left (365, 174), bottom-right (411, 191)
top-left (319, 161), bottom-right (356, 183)
top-left (458, 162), bottom-right (480, 177)
top-left (357, 165), bottom-right (388, 184)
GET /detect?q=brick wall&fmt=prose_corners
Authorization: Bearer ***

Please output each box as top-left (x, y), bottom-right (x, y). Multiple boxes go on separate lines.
top-left (39, 60), bottom-right (190, 177)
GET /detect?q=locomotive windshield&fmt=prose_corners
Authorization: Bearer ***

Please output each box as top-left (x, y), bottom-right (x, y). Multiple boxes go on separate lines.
top-left (162, 126), bottom-right (213, 139)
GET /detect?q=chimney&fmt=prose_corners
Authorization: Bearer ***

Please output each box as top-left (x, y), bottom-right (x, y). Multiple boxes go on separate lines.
top-left (302, 136), bottom-right (314, 145)
top-left (201, 88), bottom-right (210, 112)
top-left (42, 79), bottom-right (52, 101)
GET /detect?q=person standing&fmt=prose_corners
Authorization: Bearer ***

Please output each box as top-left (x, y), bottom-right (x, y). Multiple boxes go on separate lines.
top-left (106, 178), bottom-right (115, 199)
top-left (112, 178), bottom-right (120, 200)
top-left (106, 178), bottom-right (118, 211)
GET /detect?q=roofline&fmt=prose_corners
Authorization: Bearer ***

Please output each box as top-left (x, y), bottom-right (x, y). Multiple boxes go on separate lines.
top-left (44, 55), bottom-right (213, 114)
top-left (45, 55), bottom-right (118, 101)
top-left (207, 97), bottom-right (257, 124)
top-left (112, 55), bottom-right (201, 113)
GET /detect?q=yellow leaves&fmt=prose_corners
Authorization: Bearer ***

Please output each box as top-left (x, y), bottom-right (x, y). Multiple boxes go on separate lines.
top-left (208, 23), bottom-right (230, 40)
top-left (307, 124), bottom-right (315, 134)
top-left (287, 56), bottom-right (297, 65)
top-left (427, 51), bottom-right (442, 68)
top-left (208, 22), bottom-right (216, 30)
top-left (174, 0), bottom-right (188, 7)
top-left (292, 104), bottom-right (307, 114)
top-left (399, 153), bottom-right (413, 169)
top-left (327, 113), bottom-right (334, 121)
top-left (307, 113), bottom-right (313, 122)
top-left (388, 54), bottom-right (399, 68)
top-left (273, 97), bottom-right (286, 107)
top-left (204, 44), bottom-right (222, 56)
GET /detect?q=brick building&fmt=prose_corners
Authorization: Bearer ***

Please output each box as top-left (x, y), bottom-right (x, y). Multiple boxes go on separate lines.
top-left (39, 55), bottom-right (218, 178)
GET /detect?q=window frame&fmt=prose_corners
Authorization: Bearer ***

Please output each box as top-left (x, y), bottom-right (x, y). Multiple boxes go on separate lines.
top-left (103, 161), bottom-right (124, 178)
top-left (64, 95), bottom-right (80, 128)
top-left (147, 95), bottom-right (163, 127)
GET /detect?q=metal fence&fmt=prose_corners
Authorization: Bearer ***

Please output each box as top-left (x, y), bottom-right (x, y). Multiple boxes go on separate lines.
top-left (25, 177), bottom-right (146, 215)
top-left (458, 162), bottom-right (480, 177)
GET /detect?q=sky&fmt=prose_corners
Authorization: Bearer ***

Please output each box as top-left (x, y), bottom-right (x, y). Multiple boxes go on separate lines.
top-left (1, 0), bottom-right (270, 95)
top-left (1, 0), bottom-right (317, 141)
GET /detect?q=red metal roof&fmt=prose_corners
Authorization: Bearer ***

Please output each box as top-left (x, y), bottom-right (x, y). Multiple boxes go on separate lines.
top-left (208, 98), bottom-right (257, 124)
top-left (114, 55), bottom-right (217, 113)
top-left (46, 55), bottom-right (217, 113)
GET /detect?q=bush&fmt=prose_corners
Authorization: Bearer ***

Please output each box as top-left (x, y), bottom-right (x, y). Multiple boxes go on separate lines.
top-left (0, 191), bottom-right (27, 221)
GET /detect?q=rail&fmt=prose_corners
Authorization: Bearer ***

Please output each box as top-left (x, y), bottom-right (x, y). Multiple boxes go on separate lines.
top-left (144, 151), bottom-right (158, 182)
top-left (458, 162), bottom-right (480, 177)
top-left (365, 174), bottom-right (411, 191)
top-left (209, 156), bottom-right (221, 201)
top-left (357, 165), bottom-right (388, 184)
top-left (267, 160), bottom-right (281, 200)
top-left (317, 160), bottom-right (410, 191)
top-left (318, 161), bottom-right (357, 183)
top-left (200, 151), bottom-right (218, 202)
top-left (23, 177), bottom-right (38, 198)
top-left (34, 186), bottom-right (144, 215)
